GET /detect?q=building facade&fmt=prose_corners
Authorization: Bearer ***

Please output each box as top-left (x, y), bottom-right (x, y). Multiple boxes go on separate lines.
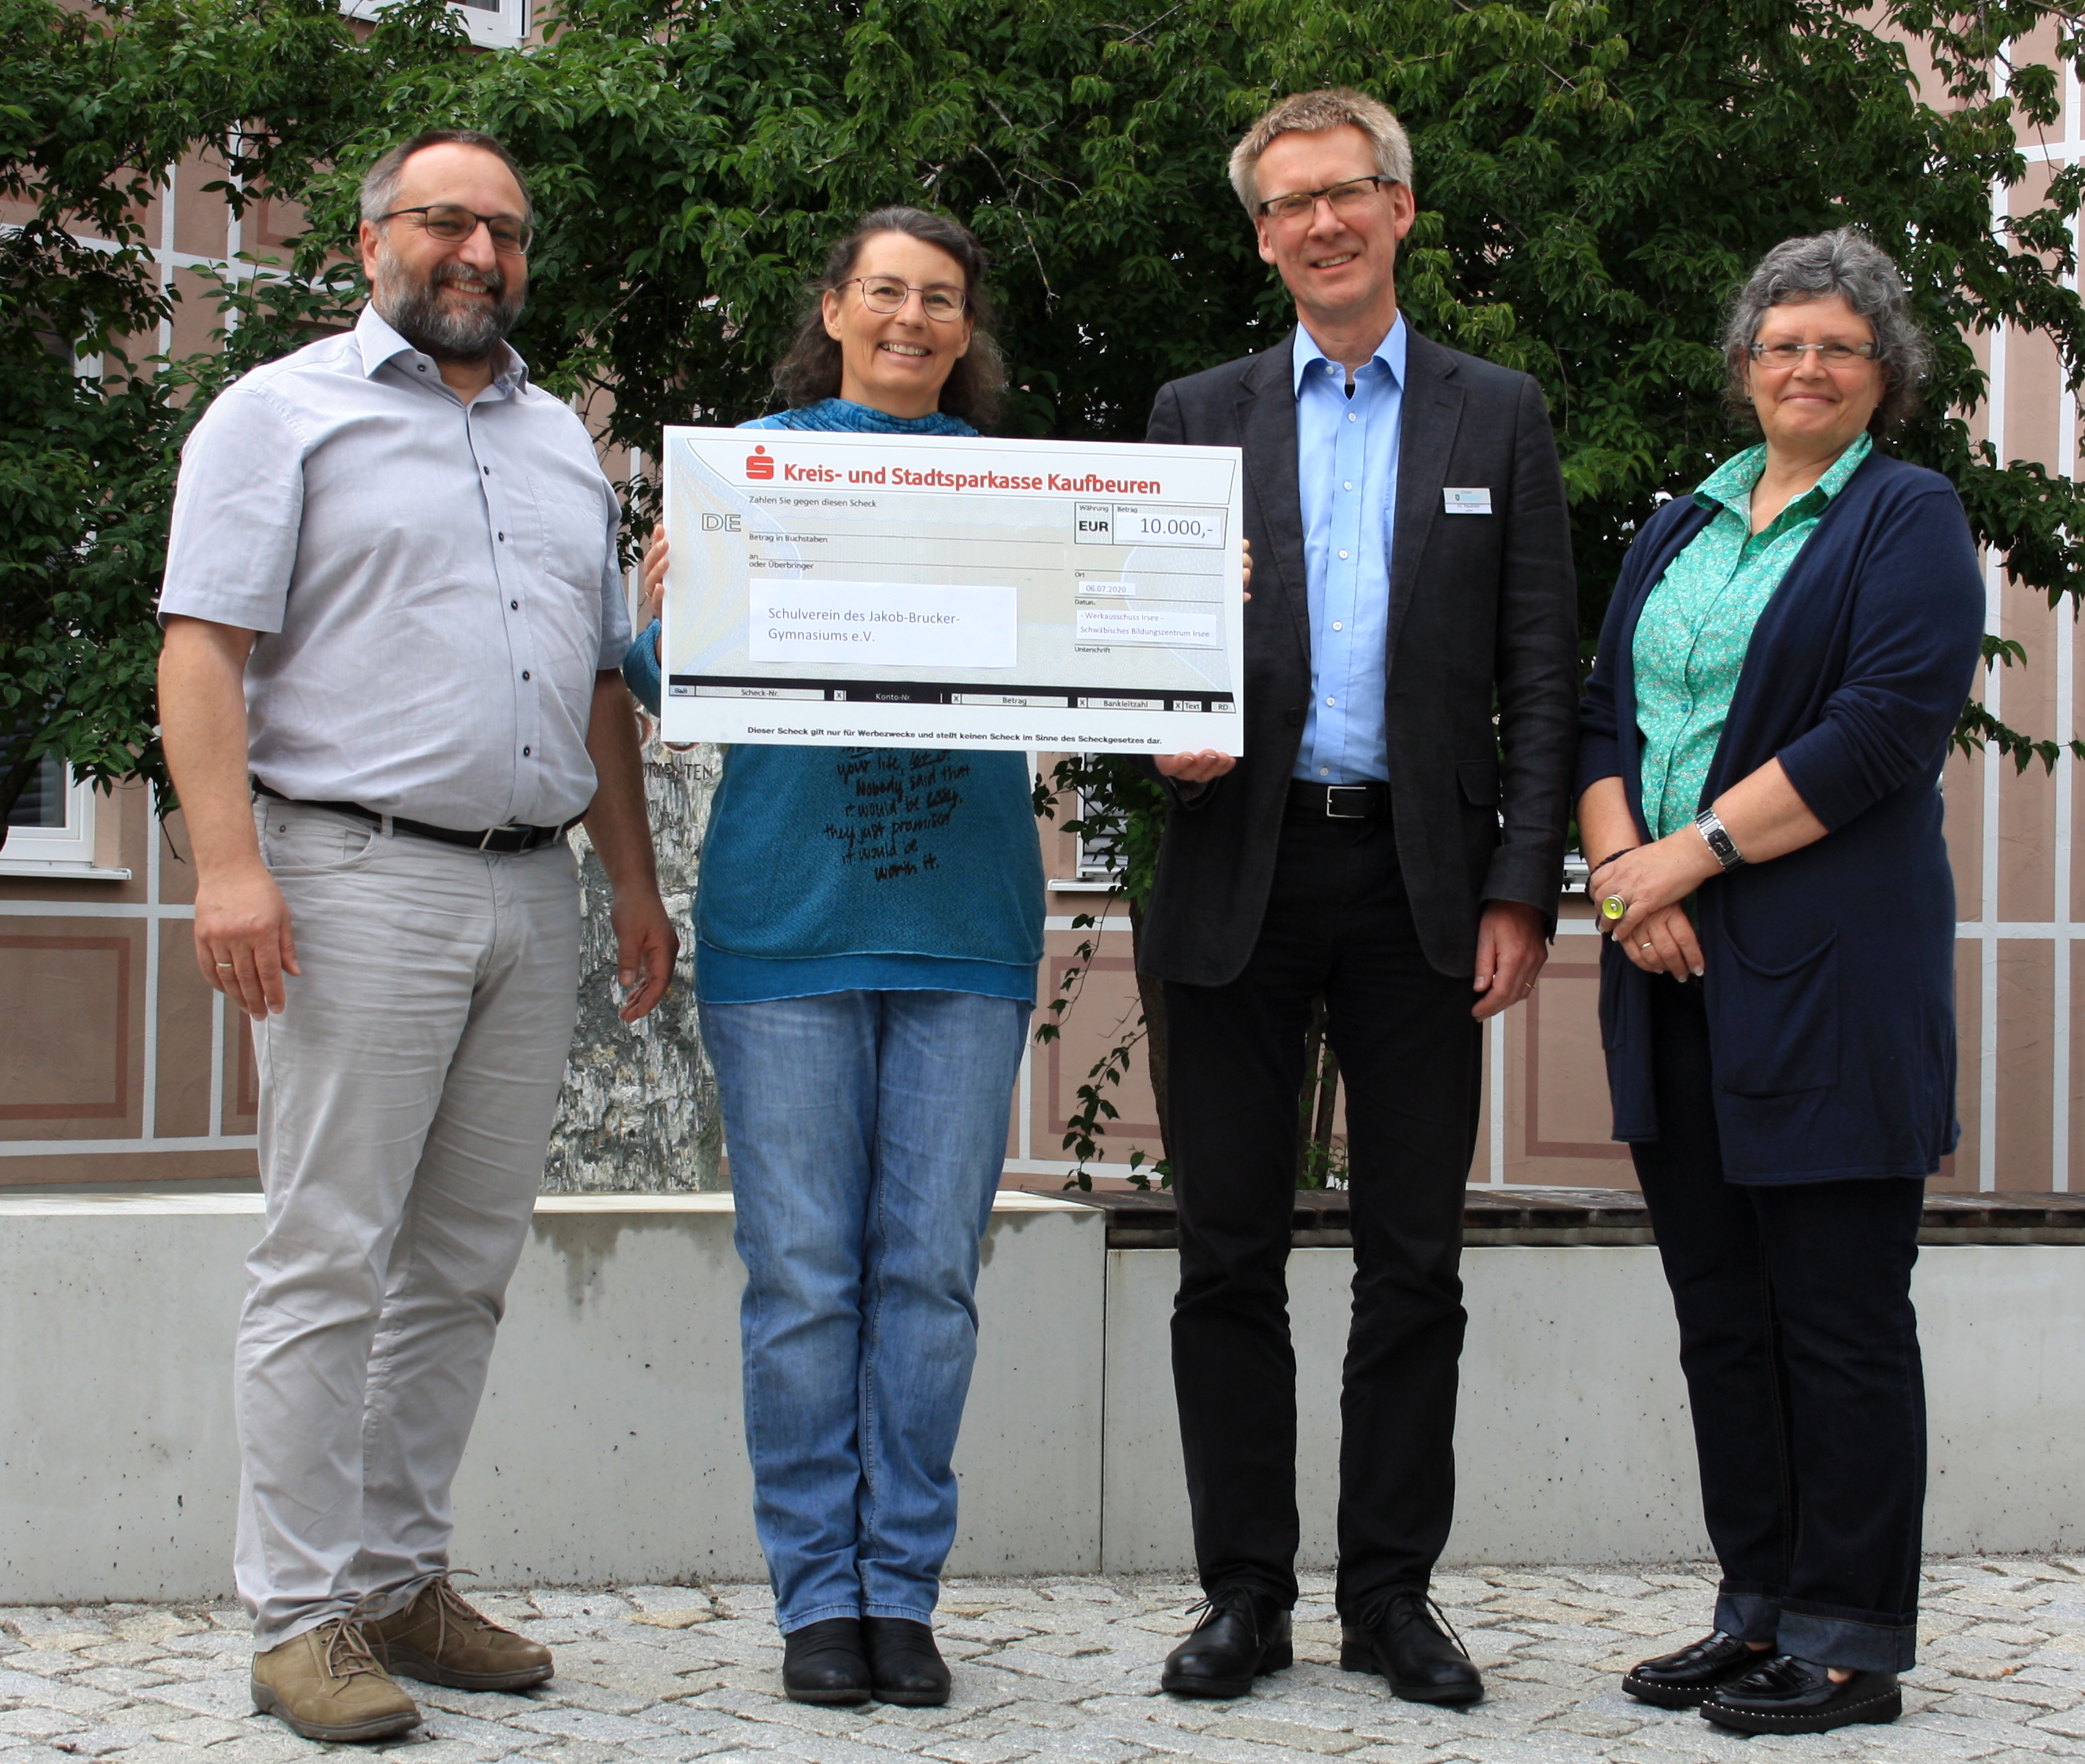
top-left (6, 23), bottom-right (2083, 1194)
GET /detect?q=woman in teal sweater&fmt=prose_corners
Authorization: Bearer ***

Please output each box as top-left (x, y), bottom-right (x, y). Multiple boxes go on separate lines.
top-left (624, 209), bottom-right (1044, 1709)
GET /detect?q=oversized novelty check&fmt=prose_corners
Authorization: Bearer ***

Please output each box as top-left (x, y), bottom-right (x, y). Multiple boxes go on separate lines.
top-left (657, 427), bottom-right (1246, 752)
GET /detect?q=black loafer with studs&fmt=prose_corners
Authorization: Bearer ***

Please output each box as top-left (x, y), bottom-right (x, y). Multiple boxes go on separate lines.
top-left (1622, 1631), bottom-right (1768, 1707)
top-left (1701, 1655), bottom-right (1902, 1734)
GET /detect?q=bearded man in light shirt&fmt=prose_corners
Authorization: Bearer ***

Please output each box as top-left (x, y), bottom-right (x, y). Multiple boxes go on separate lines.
top-left (157, 129), bottom-right (675, 1744)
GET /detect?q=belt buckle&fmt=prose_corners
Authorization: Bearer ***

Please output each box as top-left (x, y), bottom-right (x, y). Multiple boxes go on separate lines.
top-left (1324, 785), bottom-right (1371, 820)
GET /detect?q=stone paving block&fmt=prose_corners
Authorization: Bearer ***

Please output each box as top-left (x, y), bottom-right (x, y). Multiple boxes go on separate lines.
top-left (510, 1707), bottom-right (680, 1746)
top-left (0, 1672), bottom-right (124, 1713)
top-left (2033, 1714), bottom-right (2085, 1740)
top-left (1009, 1736), bottom-right (1154, 1763)
top-left (618, 1735), bottom-right (756, 1762)
top-left (54, 1729), bottom-right (160, 1758)
top-left (513, 1738), bottom-right (626, 1764)
top-left (365, 1741), bottom-right (500, 1764)
top-left (105, 1621), bottom-right (205, 1651)
top-left (143, 1714), bottom-right (249, 1746)
top-left (0, 1711), bottom-right (87, 1740)
top-left (422, 1710), bottom-right (573, 1751)
top-left (537, 1680), bottom-right (665, 1718)
top-left (205, 1730), bottom-right (336, 1764)
top-left (1200, 1713), bottom-right (1372, 1754)
top-left (149, 1634), bottom-right (253, 1663)
top-left (70, 1668), bottom-right (176, 1696)
top-left (135, 1675), bottom-right (259, 1724)
top-left (918, 1737), bottom-right (1042, 1764)
top-left (94, 1744), bottom-right (220, 1764)
top-left (0, 1655), bottom-right (83, 1685)
top-left (725, 1728), bottom-right (940, 1764)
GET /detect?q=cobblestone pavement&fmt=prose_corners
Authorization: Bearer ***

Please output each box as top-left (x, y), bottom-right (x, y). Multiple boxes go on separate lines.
top-left (4, 1563), bottom-right (2083, 1764)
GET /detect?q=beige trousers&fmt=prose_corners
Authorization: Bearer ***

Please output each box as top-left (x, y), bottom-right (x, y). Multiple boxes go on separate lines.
top-left (235, 800), bottom-right (581, 1644)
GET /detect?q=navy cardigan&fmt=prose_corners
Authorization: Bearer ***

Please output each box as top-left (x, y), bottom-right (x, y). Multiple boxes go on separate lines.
top-left (1575, 451), bottom-right (1984, 1183)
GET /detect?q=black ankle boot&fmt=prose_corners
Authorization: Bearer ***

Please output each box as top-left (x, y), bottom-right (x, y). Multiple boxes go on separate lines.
top-left (862, 1617), bottom-right (950, 1707)
top-left (1341, 1590), bottom-right (1482, 1705)
top-left (781, 1618), bottom-right (871, 1706)
top-left (1160, 1589), bottom-right (1293, 1699)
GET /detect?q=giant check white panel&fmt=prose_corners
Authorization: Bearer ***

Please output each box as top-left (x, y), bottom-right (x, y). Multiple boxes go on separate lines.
top-left (658, 428), bottom-right (1245, 753)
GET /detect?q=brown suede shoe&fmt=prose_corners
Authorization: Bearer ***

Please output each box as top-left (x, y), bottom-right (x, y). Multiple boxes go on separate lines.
top-left (251, 1618), bottom-right (420, 1744)
top-left (363, 1575), bottom-right (554, 1692)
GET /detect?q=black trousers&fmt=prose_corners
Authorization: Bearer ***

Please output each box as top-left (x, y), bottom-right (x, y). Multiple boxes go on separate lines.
top-left (1164, 807), bottom-right (1482, 1619)
top-left (1633, 976), bottom-right (1926, 1673)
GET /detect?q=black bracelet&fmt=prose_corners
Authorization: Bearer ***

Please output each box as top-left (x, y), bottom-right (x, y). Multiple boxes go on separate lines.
top-left (1590, 846), bottom-right (1639, 873)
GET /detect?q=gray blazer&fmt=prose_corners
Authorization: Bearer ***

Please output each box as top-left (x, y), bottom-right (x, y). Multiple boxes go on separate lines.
top-left (1138, 326), bottom-right (1580, 987)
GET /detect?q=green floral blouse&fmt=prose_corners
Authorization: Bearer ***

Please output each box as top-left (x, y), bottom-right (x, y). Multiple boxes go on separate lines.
top-left (1634, 431), bottom-right (1873, 839)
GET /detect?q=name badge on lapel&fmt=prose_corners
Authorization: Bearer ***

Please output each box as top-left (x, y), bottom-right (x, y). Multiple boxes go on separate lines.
top-left (1443, 487), bottom-right (1493, 515)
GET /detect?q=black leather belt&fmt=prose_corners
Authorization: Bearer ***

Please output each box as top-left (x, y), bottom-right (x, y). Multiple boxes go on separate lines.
top-left (1286, 778), bottom-right (1389, 820)
top-left (253, 781), bottom-right (578, 854)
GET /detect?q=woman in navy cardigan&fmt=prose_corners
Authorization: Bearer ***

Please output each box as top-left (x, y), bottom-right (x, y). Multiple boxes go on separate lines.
top-left (1576, 231), bottom-right (1983, 1735)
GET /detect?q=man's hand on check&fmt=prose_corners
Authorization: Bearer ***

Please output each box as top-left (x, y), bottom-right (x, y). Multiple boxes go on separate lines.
top-left (1155, 751), bottom-right (1238, 783)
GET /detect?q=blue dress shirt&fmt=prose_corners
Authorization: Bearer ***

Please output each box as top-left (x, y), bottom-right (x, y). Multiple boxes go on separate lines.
top-left (1291, 316), bottom-right (1405, 784)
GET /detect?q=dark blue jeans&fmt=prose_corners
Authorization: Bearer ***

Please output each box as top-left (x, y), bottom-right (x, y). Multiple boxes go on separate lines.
top-left (1633, 975), bottom-right (1926, 1674)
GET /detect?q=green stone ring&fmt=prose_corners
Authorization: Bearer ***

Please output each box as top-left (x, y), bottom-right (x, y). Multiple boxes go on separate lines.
top-left (1600, 894), bottom-right (1628, 921)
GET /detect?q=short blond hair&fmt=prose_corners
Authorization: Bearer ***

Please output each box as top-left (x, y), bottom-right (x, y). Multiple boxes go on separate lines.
top-left (1227, 88), bottom-right (1413, 215)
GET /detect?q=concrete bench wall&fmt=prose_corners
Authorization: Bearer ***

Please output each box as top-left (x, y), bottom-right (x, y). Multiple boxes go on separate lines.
top-left (2, 1191), bottom-right (2079, 1604)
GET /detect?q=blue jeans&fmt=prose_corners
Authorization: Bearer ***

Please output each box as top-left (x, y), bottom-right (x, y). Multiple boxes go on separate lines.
top-left (699, 989), bottom-right (1031, 1633)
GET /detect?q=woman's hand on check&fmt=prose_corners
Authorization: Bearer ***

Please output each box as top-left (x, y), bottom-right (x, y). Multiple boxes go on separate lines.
top-left (1242, 536), bottom-right (1253, 600)
top-left (640, 523), bottom-right (669, 652)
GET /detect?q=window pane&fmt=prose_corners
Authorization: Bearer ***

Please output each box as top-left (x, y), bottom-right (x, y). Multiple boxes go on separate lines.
top-left (6, 751), bottom-right (68, 828)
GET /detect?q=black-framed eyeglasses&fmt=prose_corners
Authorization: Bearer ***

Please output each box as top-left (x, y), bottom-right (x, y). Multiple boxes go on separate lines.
top-left (843, 275), bottom-right (969, 321)
top-left (376, 204), bottom-right (533, 256)
top-left (1256, 175), bottom-right (1395, 223)
top-left (1747, 340), bottom-right (1879, 367)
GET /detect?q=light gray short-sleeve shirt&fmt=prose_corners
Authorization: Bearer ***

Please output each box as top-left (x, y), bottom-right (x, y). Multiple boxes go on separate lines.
top-left (159, 305), bottom-right (632, 829)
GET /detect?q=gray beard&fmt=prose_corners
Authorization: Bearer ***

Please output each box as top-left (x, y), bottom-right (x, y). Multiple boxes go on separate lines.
top-left (373, 245), bottom-right (522, 364)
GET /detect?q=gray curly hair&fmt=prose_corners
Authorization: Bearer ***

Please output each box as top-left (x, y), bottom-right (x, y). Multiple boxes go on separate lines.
top-left (1722, 227), bottom-right (1931, 435)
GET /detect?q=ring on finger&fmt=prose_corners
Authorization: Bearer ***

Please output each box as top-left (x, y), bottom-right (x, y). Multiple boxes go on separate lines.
top-left (1600, 894), bottom-right (1627, 921)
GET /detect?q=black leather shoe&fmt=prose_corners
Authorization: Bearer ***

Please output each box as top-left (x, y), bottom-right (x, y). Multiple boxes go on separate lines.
top-left (1701, 1655), bottom-right (1902, 1733)
top-left (781, 1618), bottom-right (871, 1706)
top-left (1341, 1591), bottom-right (1482, 1705)
top-left (1160, 1589), bottom-right (1293, 1699)
top-left (862, 1618), bottom-right (950, 1707)
top-left (1622, 1632), bottom-right (1770, 1707)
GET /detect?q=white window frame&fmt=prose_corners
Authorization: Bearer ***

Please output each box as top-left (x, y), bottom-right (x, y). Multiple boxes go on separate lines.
top-left (341, 0), bottom-right (528, 50)
top-left (0, 766), bottom-right (130, 880)
top-left (1050, 771), bottom-right (1128, 894)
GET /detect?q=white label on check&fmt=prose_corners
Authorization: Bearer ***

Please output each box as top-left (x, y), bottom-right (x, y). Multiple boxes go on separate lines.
top-left (1444, 487), bottom-right (1493, 514)
top-left (748, 581), bottom-right (1017, 668)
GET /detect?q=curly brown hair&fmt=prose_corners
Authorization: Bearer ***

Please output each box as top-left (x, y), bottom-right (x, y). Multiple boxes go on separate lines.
top-left (769, 207), bottom-right (1006, 431)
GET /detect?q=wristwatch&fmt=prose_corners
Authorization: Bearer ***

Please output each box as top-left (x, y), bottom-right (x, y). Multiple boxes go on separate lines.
top-left (1694, 806), bottom-right (1746, 871)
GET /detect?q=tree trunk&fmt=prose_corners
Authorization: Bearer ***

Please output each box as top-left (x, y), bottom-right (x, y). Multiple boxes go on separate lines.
top-left (543, 738), bottom-right (726, 1192)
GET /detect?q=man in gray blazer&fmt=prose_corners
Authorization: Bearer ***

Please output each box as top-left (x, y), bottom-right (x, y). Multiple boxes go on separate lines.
top-left (1144, 89), bottom-right (1578, 1705)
